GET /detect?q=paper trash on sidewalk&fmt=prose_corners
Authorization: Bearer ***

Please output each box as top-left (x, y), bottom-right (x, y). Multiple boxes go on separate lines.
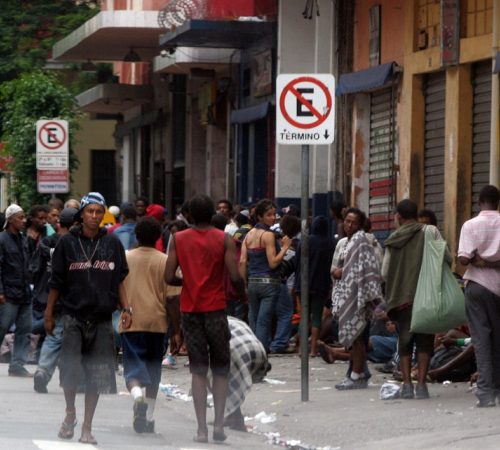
top-left (264, 377), bottom-right (286, 385)
top-left (159, 383), bottom-right (192, 402)
top-left (253, 411), bottom-right (277, 423)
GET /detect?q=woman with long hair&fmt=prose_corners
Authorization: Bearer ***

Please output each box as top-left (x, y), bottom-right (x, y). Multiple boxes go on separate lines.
top-left (239, 199), bottom-right (291, 351)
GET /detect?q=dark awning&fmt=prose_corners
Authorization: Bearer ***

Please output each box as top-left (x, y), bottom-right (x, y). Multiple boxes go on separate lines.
top-left (159, 19), bottom-right (275, 49)
top-left (494, 51), bottom-right (500, 74)
top-left (114, 110), bottom-right (160, 138)
top-left (230, 102), bottom-right (269, 124)
top-left (336, 62), bottom-right (400, 95)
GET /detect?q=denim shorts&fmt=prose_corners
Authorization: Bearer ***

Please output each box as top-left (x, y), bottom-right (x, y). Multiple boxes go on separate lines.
top-left (59, 315), bottom-right (116, 394)
top-left (121, 331), bottom-right (165, 386)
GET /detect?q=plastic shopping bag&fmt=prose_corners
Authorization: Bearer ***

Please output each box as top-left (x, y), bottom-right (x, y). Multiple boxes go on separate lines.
top-left (410, 227), bottom-right (466, 334)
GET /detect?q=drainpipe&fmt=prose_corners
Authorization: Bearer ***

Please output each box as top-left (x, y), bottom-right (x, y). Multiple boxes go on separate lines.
top-left (491, 0), bottom-right (499, 186)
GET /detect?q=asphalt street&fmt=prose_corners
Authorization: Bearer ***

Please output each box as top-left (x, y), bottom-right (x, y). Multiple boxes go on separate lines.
top-left (1, 354), bottom-right (500, 450)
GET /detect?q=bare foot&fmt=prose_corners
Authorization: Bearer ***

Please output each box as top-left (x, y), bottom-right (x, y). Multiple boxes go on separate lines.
top-left (317, 341), bottom-right (335, 364)
top-left (193, 427), bottom-right (208, 443)
top-left (79, 423), bottom-right (97, 445)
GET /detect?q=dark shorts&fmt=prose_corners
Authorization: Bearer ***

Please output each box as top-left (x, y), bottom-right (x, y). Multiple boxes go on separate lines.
top-left (121, 332), bottom-right (165, 387)
top-left (59, 315), bottom-right (117, 394)
top-left (392, 306), bottom-right (434, 357)
top-left (182, 310), bottom-right (230, 376)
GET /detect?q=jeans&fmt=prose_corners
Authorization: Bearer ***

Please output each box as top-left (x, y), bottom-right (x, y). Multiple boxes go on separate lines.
top-left (112, 309), bottom-right (122, 350)
top-left (36, 315), bottom-right (63, 382)
top-left (248, 282), bottom-right (281, 351)
top-left (0, 301), bottom-right (32, 371)
top-left (464, 281), bottom-right (500, 403)
top-left (368, 335), bottom-right (398, 363)
top-left (270, 284), bottom-right (293, 352)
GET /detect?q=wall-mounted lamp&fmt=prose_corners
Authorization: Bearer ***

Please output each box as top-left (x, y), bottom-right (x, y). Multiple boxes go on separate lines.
top-left (123, 48), bottom-right (142, 62)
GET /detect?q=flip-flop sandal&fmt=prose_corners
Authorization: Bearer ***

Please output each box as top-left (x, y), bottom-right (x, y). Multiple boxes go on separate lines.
top-left (58, 418), bottom-right (77, 440)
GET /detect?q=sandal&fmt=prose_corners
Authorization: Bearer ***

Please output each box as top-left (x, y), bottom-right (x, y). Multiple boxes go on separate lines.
top-left (58, 410), bottom-right (77, 440)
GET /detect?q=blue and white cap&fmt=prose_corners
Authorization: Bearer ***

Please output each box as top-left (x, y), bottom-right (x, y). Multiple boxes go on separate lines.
top-left (75, 192), bottom-right (106, 220)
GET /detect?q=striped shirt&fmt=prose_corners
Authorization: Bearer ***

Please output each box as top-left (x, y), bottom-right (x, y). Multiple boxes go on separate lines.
top-left (458, 210), bottom-right (500, 296)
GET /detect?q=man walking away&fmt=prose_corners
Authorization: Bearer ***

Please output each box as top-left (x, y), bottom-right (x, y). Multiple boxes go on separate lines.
top-left (166, 194), bottom-right (245, 444)
top-left (33, 208), bottom-right (77, 393)
top-left (0, 204), bottom-right (32, 377)
top-left (458, 185), bottom-right (500, 407)
top-left (121, 216), bottom-right (180, 433)
top-left (45, 193), bottom-right (132, 445)
top-left (382, 199), bottom-right (449, 400)
top-left (113, 206), bottom-right (138, 250)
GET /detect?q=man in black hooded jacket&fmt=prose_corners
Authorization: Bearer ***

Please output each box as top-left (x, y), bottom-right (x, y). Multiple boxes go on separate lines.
top-left (45, 192), bottom-right (132, 445)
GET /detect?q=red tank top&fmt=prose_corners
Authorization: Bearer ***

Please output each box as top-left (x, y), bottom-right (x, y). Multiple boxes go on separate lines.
top-left (175, 227), bottom-right (226, 313)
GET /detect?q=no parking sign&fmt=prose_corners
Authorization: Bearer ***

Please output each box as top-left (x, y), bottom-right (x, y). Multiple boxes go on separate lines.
top-left (36, 120), bottom-right (69, 169)
top-left (276, 74), bottom-right (335, 145)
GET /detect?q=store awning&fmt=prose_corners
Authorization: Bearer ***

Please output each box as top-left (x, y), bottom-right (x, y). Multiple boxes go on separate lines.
top-left (76, 84), bottom-right (153, 114)
top-left (52, 11), bottom-right (162, 62)
top-left (494, 51), bottom-right (500, 74)
top-left (114, 110), bottom-right (160, 138)
top-left (336, 62), bottom-right (400, 95)
top-left (159, 19), bottom-right (275, 49)
top-left (230, 102), bottom-right (269, 124)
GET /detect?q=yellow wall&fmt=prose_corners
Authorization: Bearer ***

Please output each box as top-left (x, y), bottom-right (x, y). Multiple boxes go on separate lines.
top-left (72, 115), bottom-right (117, 200)
top-left (399, 1), bottom-right (498, 261)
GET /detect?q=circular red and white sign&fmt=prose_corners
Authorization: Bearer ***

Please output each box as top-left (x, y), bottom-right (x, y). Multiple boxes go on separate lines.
top-left (279, 76), bottom-right (333, 130)
top-left (38, 121), bottom-right (67, 150)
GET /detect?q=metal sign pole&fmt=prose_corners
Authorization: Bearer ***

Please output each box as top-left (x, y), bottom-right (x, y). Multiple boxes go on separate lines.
top-left (300, 143), bottom-right (309, 402)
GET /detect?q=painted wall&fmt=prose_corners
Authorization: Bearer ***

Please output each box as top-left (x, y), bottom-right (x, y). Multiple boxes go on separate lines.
top-left (73, 115), bottom-right (117, 200)
top-left (353, 0), bottom-right (405, 71)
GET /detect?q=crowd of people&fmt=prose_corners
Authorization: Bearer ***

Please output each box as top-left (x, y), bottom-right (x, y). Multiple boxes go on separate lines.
top-left (0, 183), bottom-right (498, 444)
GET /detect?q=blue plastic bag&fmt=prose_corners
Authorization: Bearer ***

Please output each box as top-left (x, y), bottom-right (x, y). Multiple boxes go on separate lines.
top-left (410, 226), bottom-right (466, 334)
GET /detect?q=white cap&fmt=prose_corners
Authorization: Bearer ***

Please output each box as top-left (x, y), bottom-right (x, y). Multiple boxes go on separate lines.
top-left (4, 204), bottom-right (23, 229)
top-left (108, 205), bottom-right (120, 217)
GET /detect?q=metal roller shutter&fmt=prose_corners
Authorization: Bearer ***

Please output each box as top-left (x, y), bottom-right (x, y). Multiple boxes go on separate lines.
top-left (471, 61), bottom-right (491, 215)
top-left (424, 72), bottom-right (446, 229)
top-left (369, 87), bottom-right (397, 244)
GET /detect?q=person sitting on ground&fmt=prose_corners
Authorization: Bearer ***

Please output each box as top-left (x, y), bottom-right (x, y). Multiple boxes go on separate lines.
top-left (427, 327), bottom-right (476, 383)
top-left (317, 305), bottom-right (397, 365)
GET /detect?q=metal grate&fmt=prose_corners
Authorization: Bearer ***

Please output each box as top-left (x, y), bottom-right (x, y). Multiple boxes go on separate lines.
top-left (369, 87), bottom-right (397, 244)
top-left (423, 71), bottom-right (446, 230)
top-left (471, 61), bottom-right (491, 216)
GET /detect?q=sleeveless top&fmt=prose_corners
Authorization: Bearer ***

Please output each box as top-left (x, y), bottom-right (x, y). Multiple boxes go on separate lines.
top-left (175, 227), bottom-right (226, 313)
top-left (246, 230), bottom-right (280, 280)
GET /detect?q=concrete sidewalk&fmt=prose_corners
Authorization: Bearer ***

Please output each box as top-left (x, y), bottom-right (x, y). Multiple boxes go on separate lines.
top-left (1, 355), bottom-right (500, 449)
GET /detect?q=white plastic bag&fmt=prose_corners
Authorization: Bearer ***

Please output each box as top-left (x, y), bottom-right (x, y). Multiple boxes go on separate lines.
top-left (379, 382), bottom-right (401, 400)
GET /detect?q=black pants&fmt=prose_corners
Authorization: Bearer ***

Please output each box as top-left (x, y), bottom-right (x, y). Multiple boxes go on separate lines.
top-left (465, 281), bottom-right (500, 403)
